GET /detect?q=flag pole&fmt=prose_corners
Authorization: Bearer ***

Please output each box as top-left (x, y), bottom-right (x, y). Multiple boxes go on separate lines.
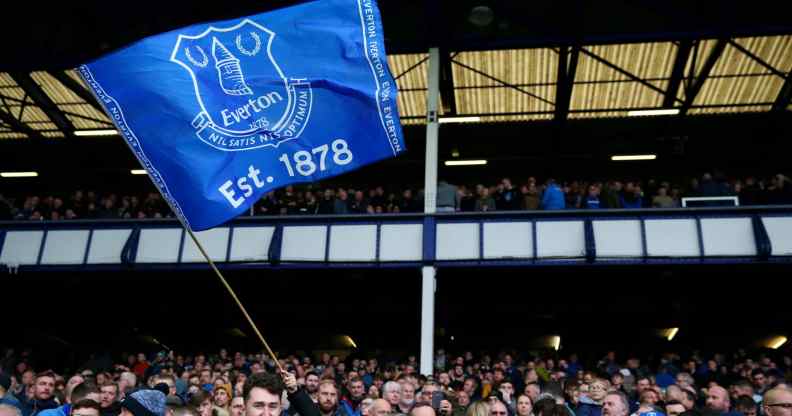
top-left (182, 224), bottom-right (284, 373)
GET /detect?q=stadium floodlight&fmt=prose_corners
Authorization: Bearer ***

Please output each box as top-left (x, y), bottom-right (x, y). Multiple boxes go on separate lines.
top-left (611, 154), bottom-right (657, 161)
top-left (439, 116), bottom-right (481, 124)
top-left (665, 327), bottom-right (679, 341)
top-left (627, 109), bottom-right (679, 117)
top-left (130, 169), bottom-right (147, 175)
top-left (444, 159), bottom-right (487, 166)
top-left (74, 129), bottom-right (119, 136)
top-left (551, 335), bottom-right (561, 351)
top-left (1, 171), bottom-right (38, 178)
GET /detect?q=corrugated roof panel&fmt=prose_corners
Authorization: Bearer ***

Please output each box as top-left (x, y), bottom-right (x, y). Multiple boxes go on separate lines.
top-left (30, 71), bottom-right (82, 104)
top-left (677, 40), bottom-right (717, 102)
top-left (452, 48), bottom-right (557, 88)
top-left (455, 85), bottom-right (554, 117)
top-left (480, 113), bottom-right (553, 122)
top-left (41, 131), bottom-right (65, 138)
top-left (388, 54), bottom-right (428, 90)
top-left (711, 43), bottom-right (773, 77)
top-left (0, 73), bottom-right (16, 87)
top-left (397, 89), bottom-right (427, 118)
top-left (694, 74), bottom-right (782, 107)
top-left (60, 104), bottom-right (112, 129)
top-left (578, 42), bottom-right (675, 81)
top-left (729, 36), bottom-right (792, 74)
top-left (689, 105), bottom-right (771, 115)
top-left (66, 69), bottom-right (85, 86)
top-left (14, 102), bottom-right (52, 125)
top-left (0, 86), bottom-right (27, 100)
top-left (0, 132), bottom-right (27, 139)
top-left (571, 80), bottom-right (666, 112)
top-left (25, 121), bottom-right (59, 131)
top-left (571, 42), bottom-right (673, 112)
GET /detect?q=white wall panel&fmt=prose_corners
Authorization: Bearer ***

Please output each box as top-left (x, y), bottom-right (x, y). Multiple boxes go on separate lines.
top-left (137, 229), bottom-right (182, 263)
top-left (87, 229), bottom-right (132, 264)
top-left (483, 222), bottom-right (533, 259)
top-left (762, 217), bottom-right (792, 256)
top-left (228, 227), bottom-right (274, 262)
top-left (328, 225), bottom-right (377, 261)
top-left (593, 220), bottom-right (643, 257)
top-left (0, 231), bottom-right (44, 265)
top-left (181, 228), bottom-right (230, 263)
top-left (437, 223), bottom-right (479, 260)
top-left (282, 226), bottom-right (327, 261)
top-left (645, 219), bottom-right (700, 257)
top-left (537, 221), bottom-right (585, 258)
top-left (701, 218), bottom-right (756, 256)
top-left (380, 224), bottom-right (422, 261)
top-left (40, 230), bottom-right (90, 265)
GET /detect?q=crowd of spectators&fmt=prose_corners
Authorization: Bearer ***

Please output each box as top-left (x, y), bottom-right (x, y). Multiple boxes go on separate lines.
top-left (1, 173), bottom-right (791, 222)
top-left (1, 347), bottom-right (791, 416)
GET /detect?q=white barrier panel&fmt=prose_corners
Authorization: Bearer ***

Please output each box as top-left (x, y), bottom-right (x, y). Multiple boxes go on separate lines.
top-left (701, 218), bottom-right (756, 256)
top-left (87, 229), bottom-right (132, 264)
top-left (437, 223), bottom-right (479, 260)
top-left (645, 219), bottom-right (700, 257)
top-left (137, 228), bottom-right (183, 263)
top-left (282, 226), bottom-right (327, 261)
top-left (483, 222), bottom-right (533, 259)
top-left (593, 220), bottom-right (643, 258)
top-left (40, 230), bottom-right (90, 265)
top-left (0, 231), bottom-right (44, 265)
top-left (181, 228), bottom-right (230, 263)
top-left (380, 224), bottom-right (422, 261)
top-left (328, 225), bottom-right (377, 261)
top-left (228, 227), bottom-right (274, 262)
top-left (537, 221), bottom-right (585, 258)
top-left (762, 217), bottom-right (792, 256)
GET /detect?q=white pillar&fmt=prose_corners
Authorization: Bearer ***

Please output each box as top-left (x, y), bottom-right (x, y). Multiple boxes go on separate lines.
top-left (424, 47), bottom-right (440, 214)
top-left (420, 47), bottom-right (440, 376)
top-left (420, 265), bottom-right (436, 375)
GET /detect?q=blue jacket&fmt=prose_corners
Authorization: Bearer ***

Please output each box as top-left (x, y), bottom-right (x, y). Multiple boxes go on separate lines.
top-left (38, 404), bottom-right (69, 416)
top-left (16, 390), bottom-right (59, 416)
top-left (576, 396), bottom-right (602, 416)
top-left (0, 396), bottom-right (22, 410)
top-left (541, 184), bottom-right (565, 210)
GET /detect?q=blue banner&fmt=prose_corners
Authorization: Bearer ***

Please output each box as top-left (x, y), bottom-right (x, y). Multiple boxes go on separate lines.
top-left (80, 0), bottom-right (405, 230)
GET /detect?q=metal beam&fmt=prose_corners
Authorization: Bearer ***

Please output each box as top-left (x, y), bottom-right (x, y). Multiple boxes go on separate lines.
top-left (51, 70), bottom-right (109, 116)
top-left (451, 59), bottom-right (555, 106)
top-left (0, 107), bottom-right (43, 139)
top-left (772, 71), bottom-right (792, 112)
top-left (554, 45), bottom-right (580, 121)
top-left (581, 47), bottom-right (682, 104)
top-left (680, 38), bottom-right (728, 116)
top-left (11, 73), bottom-right (74, 136)
top-left (664, 40), bottom-right (693, 108)
top-left (439, 48), bottom-right (456, 115)
top-left (728, 40), bottom-right (787, 79)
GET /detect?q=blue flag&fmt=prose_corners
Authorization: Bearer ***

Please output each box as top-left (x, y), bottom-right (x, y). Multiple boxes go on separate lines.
top-left (79, 0), bottom-right (405, 230)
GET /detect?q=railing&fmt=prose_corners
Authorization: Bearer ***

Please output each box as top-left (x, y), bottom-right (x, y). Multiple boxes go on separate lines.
top-left (1, 205), bottom-right (792, 272)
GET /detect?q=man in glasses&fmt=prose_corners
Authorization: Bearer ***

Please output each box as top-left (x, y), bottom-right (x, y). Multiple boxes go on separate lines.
top-left (763, 387), bottom-right (792, 416)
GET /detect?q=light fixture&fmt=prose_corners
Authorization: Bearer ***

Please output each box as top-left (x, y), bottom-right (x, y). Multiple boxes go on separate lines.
top-left (439, 116), bottom-right (481, 124)
top-left (611, 154), bottom-right (657, 161)
top-left (130, 169), bottom-right (147, 175)
top-left (1, 171), bottom-right (38, 178)
top-left (766, 336), bottom-right (788, 350)
top-left (451, 147), bottom-right (460, 158)
top-left (551, 335), bottom-right (561, 351)
top-left (665, 328), bottom-right (679, 341)
top-left (444, 159), bottom-right (487, 166)
top-left (74, 129), bottom-right (119, 136)
top-left (627, 109), bottom-right (680, 117)
top-left (345, 335), bottom-right (358, 349)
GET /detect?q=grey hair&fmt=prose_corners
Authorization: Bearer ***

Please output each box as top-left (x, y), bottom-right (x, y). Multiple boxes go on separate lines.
top-left (606, 392), bottom-right (630, 414)
top-left (0, 404), bottom-right (23, 416)
top-left (383, 381), bottom-right (402, 395)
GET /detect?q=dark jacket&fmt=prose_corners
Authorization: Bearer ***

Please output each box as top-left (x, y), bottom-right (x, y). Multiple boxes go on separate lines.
top-left (575, 396), bottom-right (602, 416)
top-left (17, 389), bottom-right (59, 416)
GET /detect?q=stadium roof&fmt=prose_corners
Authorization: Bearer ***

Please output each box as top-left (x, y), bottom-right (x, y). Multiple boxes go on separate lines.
top-left (1, 1), bottom-right (791, 138)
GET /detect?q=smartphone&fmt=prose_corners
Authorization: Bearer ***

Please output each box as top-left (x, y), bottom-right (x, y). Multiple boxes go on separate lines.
top-left (431, 391), bottom-right (445, 410)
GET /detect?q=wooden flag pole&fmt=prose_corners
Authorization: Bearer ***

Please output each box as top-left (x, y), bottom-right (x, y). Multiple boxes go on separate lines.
top-left (183, 226), bottom-right (284, 372)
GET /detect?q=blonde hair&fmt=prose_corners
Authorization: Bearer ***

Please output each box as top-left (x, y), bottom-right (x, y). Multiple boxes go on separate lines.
top-left (466, 401), bottom-right (490, 416)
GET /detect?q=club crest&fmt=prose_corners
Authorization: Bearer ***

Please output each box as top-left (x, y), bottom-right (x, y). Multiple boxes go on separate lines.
top-left (171, 19), bottom-right (312, 151)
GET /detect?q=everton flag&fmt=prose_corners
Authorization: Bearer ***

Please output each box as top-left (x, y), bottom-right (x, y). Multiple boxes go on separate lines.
top-left (79, 0), bottom-right (405, 230)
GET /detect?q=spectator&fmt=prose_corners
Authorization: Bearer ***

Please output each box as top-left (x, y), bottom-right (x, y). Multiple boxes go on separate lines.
top-left (705, 386), bottom-right (731, 414)
top-left (0, 373), bottom-right (21, 409)
top-left (582, 184), bottom-right (601, 209)
top-left (474, 187), bottom-right (496, 212)
top-left (18, 371), bottom-right (59, 416)
top-left (652, 187), bottom-right (674, 208)
top-left (437, 180), bottom-right (460, 213)
top-left (496, 179), bottom-right (519, 211)
top-left (541, 179), bottom-right (565, 210)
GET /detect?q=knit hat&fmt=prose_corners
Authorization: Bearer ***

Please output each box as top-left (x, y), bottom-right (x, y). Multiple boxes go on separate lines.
top-left (0, 372), bottom-right (11, 391)
top-left (122, 388), bottom-right (167, 416)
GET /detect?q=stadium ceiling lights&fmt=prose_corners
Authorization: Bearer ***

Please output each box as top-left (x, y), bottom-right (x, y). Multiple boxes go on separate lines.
top-left (611, 154), bottom-right (657, 161)
top-left (74, 129), bottom-right (119, 136)
top-left (627, 109), bottom-right (680, 117)
top-left (438, 116), bottom-right (481, 124)
top-left (1, 171), bottom-right (38, 178)
top-left (130, 169), bottom-right (147, 175)
top-left (663, 327), bottom-right (679, 341)
top-left (444, 159), bottom-right (487, 166)
top-left (766, 336), bottom-right (788, 350)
